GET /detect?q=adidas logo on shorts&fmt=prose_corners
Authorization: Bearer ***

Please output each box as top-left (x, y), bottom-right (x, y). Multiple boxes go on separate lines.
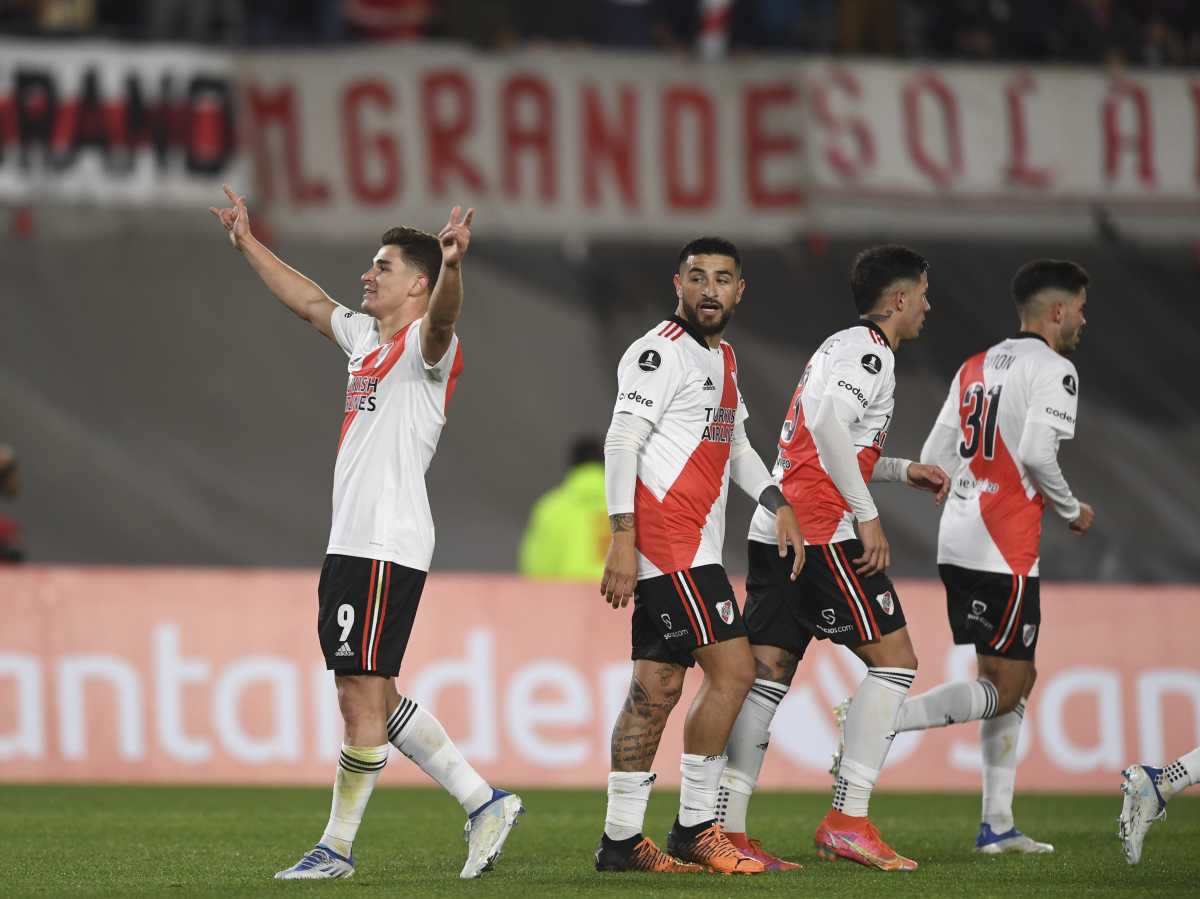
top-left (335, 642), bottom-right (354, 657)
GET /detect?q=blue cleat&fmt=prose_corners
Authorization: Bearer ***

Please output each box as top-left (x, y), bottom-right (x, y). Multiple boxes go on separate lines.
top-left (975, 823), bottom-right (1054, 855)
top-left (274, 843), bottom-right (356, 879)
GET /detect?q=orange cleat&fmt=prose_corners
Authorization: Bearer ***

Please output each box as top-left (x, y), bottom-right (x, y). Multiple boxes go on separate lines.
top-left (594, 834), bottom-right (704, 873)
top-left (726, 832), bottom-right (803, 872)
top-left (667, 821), bottom-right (765, 875)
top-left (814, 809), bottom-right (918, 872)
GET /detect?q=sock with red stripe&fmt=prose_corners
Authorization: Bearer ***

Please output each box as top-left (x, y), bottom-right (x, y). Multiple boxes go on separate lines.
top-left (678, 753), bottom-right (726, 827)
top-left (718, 679), bottom-right (786, 833)
top-left (387, 696), bottom-right (492, 814)
top-left (833, 667), bottom-right (915, 817)
top-left (1155, 746), bottom-right (1200, 800)
top-left (893, 678), bottom-right (998, 732)
top-left (981, 697), bottom-right (1026, 832)
top-left (321, 743), bottom-right (389, 857)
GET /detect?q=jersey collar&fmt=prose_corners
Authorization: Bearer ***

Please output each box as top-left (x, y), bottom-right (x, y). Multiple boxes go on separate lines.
top-left (1014, 330), bottom-right (1050, 346)
top-left (856, 318), bottom-right (893, 350)
top-left (669, 314), bottom-right (713, 349)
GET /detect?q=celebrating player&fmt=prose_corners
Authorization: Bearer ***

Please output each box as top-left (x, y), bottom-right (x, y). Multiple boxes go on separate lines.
top-left (595, 237), bottom-right (805, 876)
top-left (209, 186), bottom-right (522, 881)
top-left (889, 260), bottom-right (1094, 854)
top-left (717, 245), bottom-right (947, 872)
top-left (1119, 746), bottom-right (1200, 864)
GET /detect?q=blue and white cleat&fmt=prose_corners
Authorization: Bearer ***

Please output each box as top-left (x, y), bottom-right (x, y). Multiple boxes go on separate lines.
top-left (460, 789), bottom-right (525, 879)
top-left (1118, 764), bottom-right (1166, 865)
top-left (975, 823), bottom-right (1054, 854)
top-left (274, 843), bottom-right (356, 879)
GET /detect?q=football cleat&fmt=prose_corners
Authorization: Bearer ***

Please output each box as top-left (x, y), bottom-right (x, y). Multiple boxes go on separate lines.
top-left (1118, 764), bottom-right (1166, 866)
top-left (274, 844), bottom-right (355, 880)
top-left (594, 834), bottom-right (704, 873)
top-left (667, 820), bottom-right (764, 874)
top-left (725, 832), bottom-right (803, 871)
top-left (814, 809), bottom-right (918, 872)
top-left (975, 823), bottom-right (1054, 854)
top-left (829, 697), bottom-right (852, 778)
top-left (460, 789), bottom-right (524, 879)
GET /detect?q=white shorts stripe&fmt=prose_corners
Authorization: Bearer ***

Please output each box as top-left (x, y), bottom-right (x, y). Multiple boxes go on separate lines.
top-left (674, 572), bottom-right (710, 644)
top-left (828, 548), bottom-right (875, 641)
top-left (366, 563), bottom-right (386, 669)
top-left (995, 575), bottom-right (1024, 649)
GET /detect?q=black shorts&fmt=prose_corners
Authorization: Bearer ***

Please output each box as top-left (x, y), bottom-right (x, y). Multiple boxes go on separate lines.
top-left (631, 564), bottom-right (747, 668)
top-left (317, 554), bottom-right (425, 677)
top-left (940, 564), bottom-right (1041, 661)
top-left (744, 539), bottom-right (907, 659)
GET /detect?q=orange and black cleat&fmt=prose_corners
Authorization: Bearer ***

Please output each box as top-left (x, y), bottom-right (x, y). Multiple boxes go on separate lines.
top-left (595, 834), bottom-right (704, 873)
top-left (726, 832), bottom-right (803, 872)
top-left (814, 809), bottom-right (918, 871)
top-left (667, 820), bottom-right (765, 875)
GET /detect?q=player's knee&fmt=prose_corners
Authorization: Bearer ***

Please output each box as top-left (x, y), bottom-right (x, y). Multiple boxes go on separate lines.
top-left (993, 680), bottom-right (1024, 715)
top-left (722, 651), bottom-right (756, 698)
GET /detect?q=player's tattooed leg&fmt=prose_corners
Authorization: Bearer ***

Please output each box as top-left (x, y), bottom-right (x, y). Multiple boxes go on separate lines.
top-left (610, 662), bottom-right (685, 771)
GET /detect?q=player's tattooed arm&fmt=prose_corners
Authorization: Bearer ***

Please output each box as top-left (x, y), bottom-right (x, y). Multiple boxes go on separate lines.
top-left (610, 513), bottom-right (635, 533)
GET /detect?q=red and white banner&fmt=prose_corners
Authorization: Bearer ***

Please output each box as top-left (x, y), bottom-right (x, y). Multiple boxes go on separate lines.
top-left (2, 42), bottom-right (1199, 237)
top-left (2, 568), bottom-right (1197, 791)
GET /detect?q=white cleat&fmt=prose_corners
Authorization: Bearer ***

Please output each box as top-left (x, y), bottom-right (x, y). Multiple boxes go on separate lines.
top-left (460, 789), bottom-right (524, 879)
top-left (829, 697), bottom-right (851, 778)
top-left (1118, 764), bottom-right (1166, 865)
top-left (974, 823), bottom-right (1054, 854)
top-left (274, 844), bottom-right (355, 879)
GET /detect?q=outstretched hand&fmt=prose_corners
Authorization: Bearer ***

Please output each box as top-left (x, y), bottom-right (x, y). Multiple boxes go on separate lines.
top-left (439, 206), bottom-right (474, 268)
top-left (208, 184), bottom-right (251, 249)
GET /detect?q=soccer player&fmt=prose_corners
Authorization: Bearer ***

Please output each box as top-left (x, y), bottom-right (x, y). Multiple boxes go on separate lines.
top-left (888, 259), bottom-right (1094, 854)
top-left (594, 237), bottom-right (806, 875)
top-left (718, 245), bottom-right (948, 872)
top-left (208, 186), bottom-right (522, 881)
top-left (1119, 746), bottom-right (1200, 864)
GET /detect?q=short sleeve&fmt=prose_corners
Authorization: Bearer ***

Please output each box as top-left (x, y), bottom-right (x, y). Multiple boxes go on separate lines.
top-left (613, 337), bottom-right (683, 426)
top-left (330, 306), bottom-right (376, 357)
top-left (406, 317), bottom-right (460, 382)
top-left (1027, 361), bottom-right (1079, 437)
top-left (822, 340), bottom-right (890, 422)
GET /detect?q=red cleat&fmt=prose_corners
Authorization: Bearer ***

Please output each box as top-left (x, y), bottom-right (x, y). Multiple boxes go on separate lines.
top-left (814, 809), bottom-right (918, 872)
top-left (726, 832), bottom-right (803, 871)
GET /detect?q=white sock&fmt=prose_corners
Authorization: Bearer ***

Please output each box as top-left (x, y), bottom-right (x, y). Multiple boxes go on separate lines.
top-left (981, 697), bottom-right (1025, 832)
top-left (833, 667), bottom-right (915, 818)
top-left (718, 679), bottom-right (786, 833)
top-left (321, 743), bottom-right (389, 857)
top-left (604, 771), bottom-right (655, 840)
top-left (387, 696), bottom-right (493, 814)
top-left (1156, 746), bottom-right (1200, 800)
top-left (894, 679), bottom-right (998, 732)
top-left (679, 753), bottom-right (726, 827)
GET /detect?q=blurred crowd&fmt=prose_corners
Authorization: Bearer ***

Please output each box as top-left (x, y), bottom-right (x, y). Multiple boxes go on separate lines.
top-left (1, 0), bottom-right (1198, 65)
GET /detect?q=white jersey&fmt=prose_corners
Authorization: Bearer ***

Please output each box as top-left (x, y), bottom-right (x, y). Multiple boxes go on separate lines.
top-left (614, 316), bottom-right (748, 579)
top-left (327, 308), bottom-right (463, 571)
top-left (932, 334), bottom-right (1078, 576)
top-left (749, 322), bottom-right (895, 545)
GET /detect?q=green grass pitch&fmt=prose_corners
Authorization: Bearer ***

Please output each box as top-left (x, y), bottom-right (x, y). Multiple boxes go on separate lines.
top-left (3, 785), bottom-right (1196, 897)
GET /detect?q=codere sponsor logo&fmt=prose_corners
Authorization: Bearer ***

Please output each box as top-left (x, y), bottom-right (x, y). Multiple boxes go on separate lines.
top-left (837, 380), bottom-right (869, 407)
top-left (1045, 406), bottom-right (1074, 424)
top-left (618, 390), bottom-right (654, 407)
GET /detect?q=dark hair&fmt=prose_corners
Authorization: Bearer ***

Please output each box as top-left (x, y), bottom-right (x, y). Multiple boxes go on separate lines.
top-left (380, 227), bottom-right (441, 293)
top-left (849, 245), bottom-right (929, 314)
top-left (568, 435), bottom-right (604, 468)
top-left (677, 236), bottom-right (741, 273)
top-left (1011, 259), bottom-right (1089, 309)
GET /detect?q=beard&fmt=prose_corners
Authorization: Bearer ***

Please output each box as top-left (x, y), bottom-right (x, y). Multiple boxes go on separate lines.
top-left (682, 302), bottom-right (735, 336)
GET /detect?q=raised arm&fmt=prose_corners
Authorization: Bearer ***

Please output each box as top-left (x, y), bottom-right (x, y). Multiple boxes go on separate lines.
top-left (209, 185), bottom-right (337, 341)
top-left (422, 206), bottom-right (474, 365)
